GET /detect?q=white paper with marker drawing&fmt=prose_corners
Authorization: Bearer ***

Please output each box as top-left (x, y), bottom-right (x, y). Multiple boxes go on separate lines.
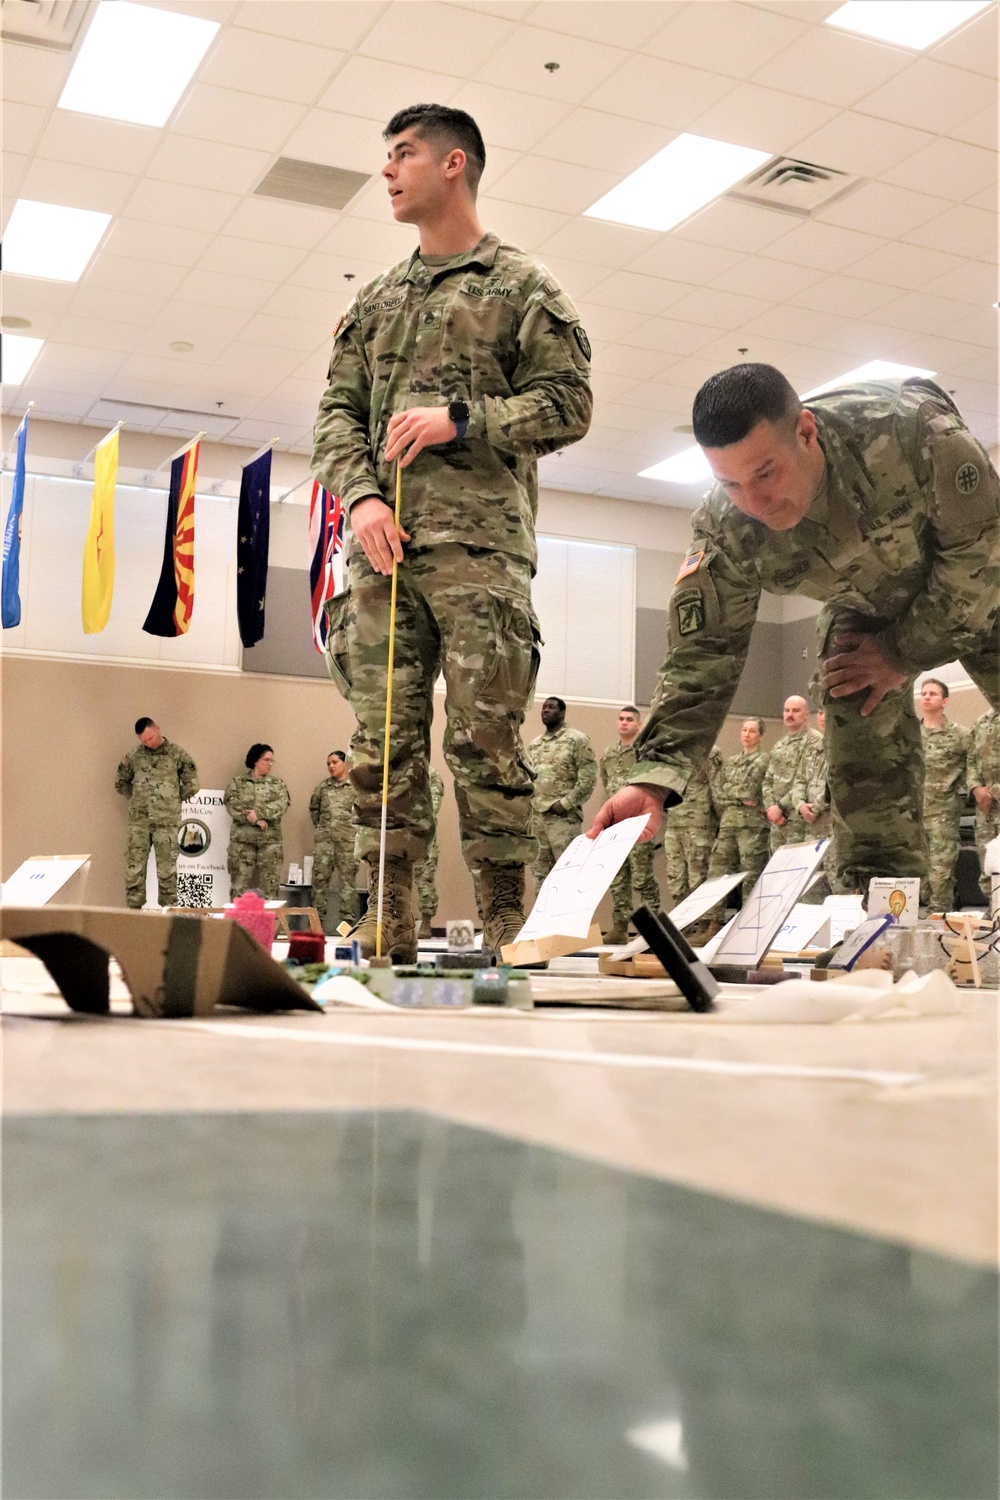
top-left (609, 871), bottom-right (747, 959)
top-left (712, 840), bottom-right (830, 966)
top-left (514, 816), bottom-right (649, 942)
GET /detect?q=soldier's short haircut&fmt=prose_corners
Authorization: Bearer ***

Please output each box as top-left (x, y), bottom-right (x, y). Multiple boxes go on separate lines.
top-left (692, 363), bottom-right (801, 448)
top-left (328, 750), bottom-right (346, 761)
top-left (383, 104), bottom-right (486, 196)
top-left (743, 717), bottom-right (765, 735)
top-left (545, 695), bottom-right (567, 711)
top-left (245, 742), bottom-right (274, 769)
top-left (923, 677), bottom-right (950, 698)
top-left (134, 716), bottom-right (155, 735)
top-left (620, 705), bottom-right (640, 716)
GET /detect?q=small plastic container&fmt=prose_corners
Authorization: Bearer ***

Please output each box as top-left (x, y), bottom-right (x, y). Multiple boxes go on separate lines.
top-left (225, 890), bottom-right (276, 950)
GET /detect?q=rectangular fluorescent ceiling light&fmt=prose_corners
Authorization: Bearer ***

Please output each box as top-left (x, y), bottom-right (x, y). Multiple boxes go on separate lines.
top-left (826, 1), bottom-right (991, 49)
top-left (2, 335), bottom-right (45, 386)
top-left (58, 1), bottom-right (219, 127)
top-left (640, 362), bottom-right (937, 485)
top-left (4, 200), bottom-right (112, 282)
top-left (585, 135), bottom-right (771, 234)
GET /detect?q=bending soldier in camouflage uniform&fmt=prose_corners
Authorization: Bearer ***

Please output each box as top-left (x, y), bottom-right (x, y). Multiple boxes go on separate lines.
top-left (309, 751), bottom-right (360, 927)
top-left (599, 705), bottom-right (661, 943)
top-left (707, 718), bottom-right (770, 914)
top-left (918, 678), bottom-right (969, 911)
top-left (527, 697), bottom-right (598, 887)
top-left (312, 105), bottom-right (591, 962)
top-left (588, 363), bottom-right (1000, 892)
top-left (967, 708), bottom-right (1000, 902)
top-left (414, 765), bottom-right (445, 936)
top-left (115, 716), bottom-right (199, 908)
top-left (661, 746), bottom-right (723, 903)
top-left (761, 697), bottom-right (822, 853)
top-left (224, 744), bottom-right (290, 900)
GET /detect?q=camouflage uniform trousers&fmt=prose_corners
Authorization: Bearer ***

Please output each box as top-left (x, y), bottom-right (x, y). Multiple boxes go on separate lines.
top-left (706, 813), bottom-right (770, 916)
top-left (125, 818), bottom-right (178, 908)
top-left (975, 805), bottom-right (1000, 901)
top-left (228, 838), bottom-right (283, 900)
top-left (662, 816), bottom-right (715, 903)
top-left (610, 841), bottom-right (661, 926)
top-left (312, 834), bottom-right (360, 926)
top-left (923, 799), bottom-right (964, 911)
top-left (327, 544), bottom-right (539, 869)
top-left (531, 811), bottom-right (581, 888)
top-left (414, 833), bottom-right (440, 922)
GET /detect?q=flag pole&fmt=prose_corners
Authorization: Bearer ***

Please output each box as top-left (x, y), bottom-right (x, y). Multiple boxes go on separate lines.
top-left (155, 431), bottom-right (207, 471)
top-left (73, 420), bottom-right (125, 476)
top-left (2, 402), bottom-right (34, 469)
top-left (278, 473), bottom-right (315, 504)
top-left (208, 437), bottom-right (279, 494)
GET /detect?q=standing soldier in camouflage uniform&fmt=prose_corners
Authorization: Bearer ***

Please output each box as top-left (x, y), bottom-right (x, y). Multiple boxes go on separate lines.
top-left (790, 707), bottom-right (838, 900)
top-left (312, 104), bottom-right (592, 962)
top-left (414, 765), bottom-right (445, 937)
top-left (707, 717), bottom-right (770, 909)
top-left (761, 697), bottom-right (822, 853)
top-left (224, 744), bottom-right (290, 899)
top-left (918, 678), bottom-right (970, 911)
top-left (526, 697), bottom-right (597, 887)
top-left (115, 716), bottom-right (199, 908)
top-left (968, 708), bottom-right (1000, 901)
top-left (661, 745), bottom-right (723, 904)
top-left (309, 751), bottom-right (359, 928)
top-left (588, 363), bottom-right (999, 892)
top-left (599, 705), bottom-right (661, 943)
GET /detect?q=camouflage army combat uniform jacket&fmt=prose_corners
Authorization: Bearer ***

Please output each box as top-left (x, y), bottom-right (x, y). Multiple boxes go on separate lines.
top-left (630, 379), bottom-right (1000, 804)
top-left (309, 776), bottom-right (355, 846)
top-left (527, 726), bottom-right (597, 817)
top-left (312, 231), bottom-right (593, 570)
top-left (968, 710), bottom-right (1000, 806)
top-left (716, 746), bottom-right (770, 830)
top-left (115, 739), bottom-right (199, 823)
top-left (224, 773), bottom-right (290, 846)
top-left (665, 747), bottom-right (723, 828)
top-left (762, 729), bottom-right (823, 838)
top-left (921, 718), bottom-right (969, 817)
top-left (599, 740), bottom-right (638, 797)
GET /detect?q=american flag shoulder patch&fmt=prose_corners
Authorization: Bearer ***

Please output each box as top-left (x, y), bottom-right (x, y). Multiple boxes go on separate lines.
top-left (675, 548), bottom-right (705, 584)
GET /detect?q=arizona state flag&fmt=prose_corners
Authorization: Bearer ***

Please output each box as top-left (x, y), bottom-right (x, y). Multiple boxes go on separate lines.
top-left (81, 427), bottom-right (119, 633)
top-left (143, 440), bottom-right (199, 637)
top-left (236, 448), bottom-right (271, 648)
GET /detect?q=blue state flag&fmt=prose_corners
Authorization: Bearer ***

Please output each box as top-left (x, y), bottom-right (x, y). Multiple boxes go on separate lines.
top-left (2, 414), bottom-right (28, 629)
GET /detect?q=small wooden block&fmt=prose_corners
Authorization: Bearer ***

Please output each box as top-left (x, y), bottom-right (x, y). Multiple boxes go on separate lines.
top-left (598, 953), bottom-right (667, 979)
top-left (275, 907), bottom-right (324, 938)
top-left (501, 923), bottom-right (602, 967)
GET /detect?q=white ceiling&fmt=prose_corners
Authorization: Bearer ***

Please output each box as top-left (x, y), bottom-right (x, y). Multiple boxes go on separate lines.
top-left (3, 0), bottom-right (997, 507)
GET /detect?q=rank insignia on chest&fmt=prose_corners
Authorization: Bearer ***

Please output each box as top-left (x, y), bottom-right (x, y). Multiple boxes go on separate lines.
top-left (675, 549), bottom-right (705, 583)
top-left (675, 590), bottom-right (705, 636)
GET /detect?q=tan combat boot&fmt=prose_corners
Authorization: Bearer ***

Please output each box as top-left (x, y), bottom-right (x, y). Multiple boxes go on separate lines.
top-left (480, 860), bottom-right (527, 961)
top-left (604, 920), bottom-right (629, 946)
top-left (354, 856), bottom-right (417, 963)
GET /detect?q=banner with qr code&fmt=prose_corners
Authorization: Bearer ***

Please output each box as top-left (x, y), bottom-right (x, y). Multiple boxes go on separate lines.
top-left (145, 789), bottom-right (231, 908)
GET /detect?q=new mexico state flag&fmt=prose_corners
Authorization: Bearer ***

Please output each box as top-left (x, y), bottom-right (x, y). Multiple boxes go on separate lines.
top-left (81, 428), bottom-right (118, 634)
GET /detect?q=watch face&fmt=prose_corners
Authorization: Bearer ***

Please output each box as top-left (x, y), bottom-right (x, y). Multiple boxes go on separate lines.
top-left (449, 401), bottom-right (469, 422)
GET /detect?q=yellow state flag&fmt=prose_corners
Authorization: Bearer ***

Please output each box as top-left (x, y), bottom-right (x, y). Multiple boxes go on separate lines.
top-left (81, 428), bottom-right (118, 634)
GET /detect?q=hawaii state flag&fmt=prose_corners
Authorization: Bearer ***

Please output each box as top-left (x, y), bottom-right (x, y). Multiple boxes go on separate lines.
top-left (309, 480), bottom-right (344, 652)
top-left (236, 447), bottom-right (271, 648)
top-left (1, 411), bottom-right (28, 629)
top-left (81, 426), bottom-right (119, 634)
top-left (143, 439), bottom-right (199, 637)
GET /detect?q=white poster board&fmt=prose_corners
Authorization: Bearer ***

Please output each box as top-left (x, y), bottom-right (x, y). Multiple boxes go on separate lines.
top-left (514, 816), bottom-right (648, 944)
top-left (1, 855), bottom-right (90, 907)
top-left (146, 789), bottom-right (231, 907)
top-left (712, 840), bottom-right (830, 967)
top-left (769, 903), bottom-right (832, 954)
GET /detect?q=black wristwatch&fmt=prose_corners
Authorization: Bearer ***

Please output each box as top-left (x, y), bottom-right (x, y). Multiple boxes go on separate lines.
top-left (448, 400), bottom-right (470, 441)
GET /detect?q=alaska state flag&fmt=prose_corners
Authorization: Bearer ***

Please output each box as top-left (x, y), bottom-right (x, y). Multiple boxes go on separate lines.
top-left (143, 440), bottom-right (199, 637)
top-left (236, 448), bottom-right (271, 648)
top-left (1, 412), bottom-right (28, 629)
top-left (309, 480), bottom-right (343, 652)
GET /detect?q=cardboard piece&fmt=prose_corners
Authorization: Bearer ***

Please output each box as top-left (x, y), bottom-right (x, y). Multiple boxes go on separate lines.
top-left (2, 855), bottom-right (91, 906)
top-left (0, 906), bottom-right (319, 1018)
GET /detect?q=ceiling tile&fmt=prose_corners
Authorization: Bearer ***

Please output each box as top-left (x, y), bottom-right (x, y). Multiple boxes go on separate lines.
top-left (786, 272), bottom-right (894, 317)
top-left (586, 270), bottom-right (692, 315)
top-left (479, 144), bottom-right (524, 193)
top-left (103, 220), bottom-right (213, 266)
top-left (1, 153), bottom-right (30, 219)
top-left (871, 291), bottom-right (975, 336)
top-left (646, 2), bottom-right (806, 79)
top-left (143, 299), bottom-right (254, 341)
top-left (939, 303), bottom-right (998, 350)
top-left (84, 253), bottom-right (189, 300)
top-left (17, 386), bottom-right (105, 420)
top-left (526, 253), bottom-right (609, 297)
top-left (287, 248), bottom-right (385, 293)
top-left (538, 215), bottom-right (655, 270)
top-left (752, 29), bottom-right (911, 108)
top-left (624, 316), bottom-right (719, 356)
top-left (134, 327), bottom-right (232, 365)
top-left (738, 302), bottom-right (848, 345)
top-left (708, 254), bottom-right (824, 300)
top-left (789, 111), bottom-right (935, 177)
top-left (20, 158), bottom-right (136, 215)
top-left (903, 204), bottom-right (997, 262)
top-left (742, 2), bottom-right (842, 21)
top-left (259, 282), bottom-right (346, 326)
top-left (448, 82), bottom-right (571, 152)
top-left (817, 182), bottom-right (950, 237)
top-left (475, 24), bottom-right (630, 103)
top-left (884, 138), bottom-right (997, 203)
top-left (886, 333), bottom-right (994, 374)
top-left (170, 85), bottom-right (304, 152)
top-left (176, 267), bottom-right (280, 310)
top-left (586, 55), bottom-right (734, 128)
top-left (626, 235), bottom-right (743, 283)
top-left (928, 5), bottom-right (998, 79)
top-left (856, 59), bottom-right (996, 135)
top-left (0, 275), bottom-right (76, 327)
top-left (277, 108), bottom-right (383, 174)
top-left (666, 286), bottom-right (773, 330)
top-left (315, 56), bottom-right (463, 117)
top-left (920, 259), bottom-right (997, 305)
top-left (201, 26), bottom-right (346, 102)
top-left (528, 1), bottom-right (675, 49)
top-left (574, 303), bottom-right (647, 343)
top-left (360, 3), bottom-right (514, 72)
top-left (222, 197), bottom-right (335, 249)
top-left (54, 310), bottom-right (152, 351)
top-left (845, 241), bottom-right (970, 291)
top-left (320, 213), bottom-right (418, 266)
top-left (488, 155), bottom-right (618, 214)
top-left (688, 82), bottom-right (840, 154)
top-left (947, 106), bottom-right (997, 152)
top-left (763, 219), bottom-right (885, 271)
top-left (2, 102), bottom-right (49, 157)
top-left (594, 342), bottom-right (681, 380)
top-left (146, 135), bottom-right (272, 194)
top-left (947, 348), bottom-right (998, 382)
top-left (198, 236), bottom-right (307, 281)
top-left (234, 311), bottom-right (325, 353)
top-left (810, 319), bottom-right (918, 358)
top-left (124, 180), bottom-right (240, 232)
top-left (477, 198), bottom-right (572, 252)
top-left (532, 108), bottom-right (670, 174)
top-left (114, 352), bottom-right (220, 391)
top-left (2, 42), bottom-right (71, 108)
top-left (589, 370), bottom-right (646, 403)
top-left (236, 2), bottom-right (386, 51)
top-left (673, 199), bottom-right (795, 253)
top-left (969, 183), bottom-right (997, 213)
top-left (33, 112), bottom-right (161, 178)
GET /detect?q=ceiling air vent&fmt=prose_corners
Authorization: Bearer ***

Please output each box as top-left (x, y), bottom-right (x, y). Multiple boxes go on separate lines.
top-left (254, 158), bottom-right (370, 212)
top-left (727, 157), bottom-right (862, 217)
top-left (1, 0), bottom-right (93, 50)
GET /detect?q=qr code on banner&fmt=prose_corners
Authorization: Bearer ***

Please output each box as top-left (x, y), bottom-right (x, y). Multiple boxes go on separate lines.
top-left (176, 873), bottom-right (213, 908)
